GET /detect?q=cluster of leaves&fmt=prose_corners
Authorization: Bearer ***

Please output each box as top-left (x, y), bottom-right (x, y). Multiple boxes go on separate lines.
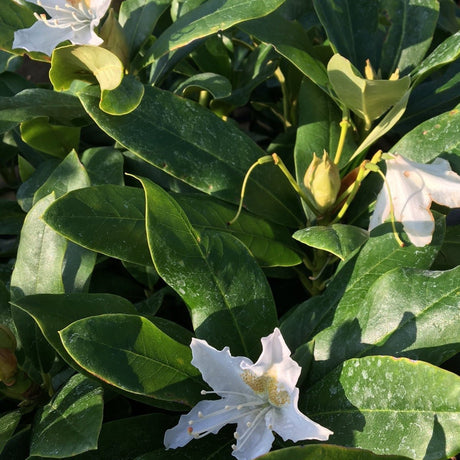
top-left (0, 0), bottom-right (459, 459)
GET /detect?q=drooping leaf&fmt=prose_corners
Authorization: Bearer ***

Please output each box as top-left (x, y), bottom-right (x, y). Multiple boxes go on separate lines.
top-left (304, 356), bottom-right (460, 460)
top-left (99, 75), bottom-right (145, 115)
top-left (60, 314), bottom-right (204, 406)
top-left (136, 0), bottom-right (288, 69)
top-left (293, 224), bottom-right (369, 261)
top-left (174, 73), bottom-right (232, 100)
top-left (30, 374), bottom-right (103, 458)
top-left (309, 266), bottom-right (460, 383)
top-left (138, 176), bottom-right (278, 359)
top-left (77, 85), bottom-right (303, 227)
top-left (50, 45), bottom-right (124, 92)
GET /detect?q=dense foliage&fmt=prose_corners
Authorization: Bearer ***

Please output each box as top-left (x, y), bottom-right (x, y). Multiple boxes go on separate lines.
top-left (0, 0), bottom-right (459, 459)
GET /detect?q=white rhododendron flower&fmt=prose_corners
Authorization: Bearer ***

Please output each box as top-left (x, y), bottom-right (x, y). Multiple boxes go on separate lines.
top-left (13, 0), bottom-right (111, 56)
top-left (164, 328), bottom-right (332, 460)
top-left (369, 154), bottom-right (460, 246)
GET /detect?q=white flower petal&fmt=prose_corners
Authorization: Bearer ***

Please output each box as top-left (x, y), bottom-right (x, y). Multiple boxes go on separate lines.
top-left (72, 25), bottom-right (103, 46)
top-left (368, 185), bottom-right (390, 231)
top-left (13, 22), bottom-right (73, 55)
top-left (191, 338), bottom-right (253, 396)
top-left (269, 388), bottom-right (333, 442)
top-left (164, 398), bottom-right (240, 449)
top-left (248, 328), bottom-right (300, 392)
top-left (233, 412), bottom-right (275, 460)
top-left (91, 0), bottom-right (111, 18)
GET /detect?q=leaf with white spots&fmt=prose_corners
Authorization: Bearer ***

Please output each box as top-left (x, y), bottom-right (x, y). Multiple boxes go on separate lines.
top-left (304, 356), bottom-right (460, 460)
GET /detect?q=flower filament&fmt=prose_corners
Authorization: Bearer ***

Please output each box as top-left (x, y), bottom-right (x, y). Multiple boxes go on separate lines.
top-left (34, 0), bottom-right (95, 31)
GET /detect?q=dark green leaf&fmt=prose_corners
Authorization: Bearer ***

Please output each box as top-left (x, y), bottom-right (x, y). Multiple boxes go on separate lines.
top-left (174, 73), bottom-right (232, 99)
top-left (78, 85), bottom-right (303, 227)
top-left (0, 0), bottom-right (35, 53)
top-left (60, 314), bottom-right (203, 406)
top-left (309, 266), bottom-right (460, 382)
top-left (30, 374), bottom-right (103, 458)
top-left (0, 200), bottom-right (24, 235)
top-left (137, 0), bottom-right (288, 68)
top-left (391, 103), bottom-right (460, 163)
top-left (313, 0), bottom-right (439, 77)
top-left (11, 293), bottom-right (136, 363)
top-left (304, 356), bottom-right (460, 460)
top-left (100, 75), bottom-right (145, 115)
top-left (138, 176), bottom-right (278, 358)
top-left (81, 147), bottom-right (124, 186)
top-left (43, 185), bottom-right (151, 265)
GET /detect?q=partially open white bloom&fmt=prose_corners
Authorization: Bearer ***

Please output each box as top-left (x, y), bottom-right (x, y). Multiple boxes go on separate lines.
top-left (164, 328), bottom-right (332, 460)
top-left (13, 0), bottom-right (111, 56)
top-left (369, 154), bottom-right (460, 246)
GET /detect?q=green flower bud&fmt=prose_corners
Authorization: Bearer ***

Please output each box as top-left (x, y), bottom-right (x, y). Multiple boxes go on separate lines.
top-left (0, 348), bottom-right (17, 386)
top-left (0, 325), bottom-right (16, 351)
top-left (303, 151), bottom-right (341, 213)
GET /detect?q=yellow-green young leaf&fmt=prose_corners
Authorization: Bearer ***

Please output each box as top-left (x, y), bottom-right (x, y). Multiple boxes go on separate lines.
top-left (327, 54), bottom-right (410, 127)
top-left (20, 117), bottom-right (80, 158)
top-left (50, 45), bottom-right (124, 91)
top-left (99, 75), bottom-right (144, 115)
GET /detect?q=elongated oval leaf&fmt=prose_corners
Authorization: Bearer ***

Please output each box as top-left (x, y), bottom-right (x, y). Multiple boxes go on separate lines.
top-left (138, 176), bottom-right (278, 359)
top-left (309, 266), bottom-right (460, 382)
top-left (30, 374), bottom-right (103, 458)
top-left (137, 0), bottom-right (287, 68)
top-left (42, 185), bottom-right (151, 266)
top-left (60, 314), bottom-right (203, 406)
top-left (293, 224), bottom-right (369, 261)
top-left (77, 85), bottom-right (302, 227)
top-left (0, 411), bottom-right (21, 455)
top-left (391, 104), bottom-right (460, 163)
top-left (11, 293), bottom-right (136, 362)
top-left (304, 356), bottom-right (460, 460)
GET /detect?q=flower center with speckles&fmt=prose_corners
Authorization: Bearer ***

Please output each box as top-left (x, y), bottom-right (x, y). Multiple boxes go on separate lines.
top-left (241, 369), bottom-right (289, 407)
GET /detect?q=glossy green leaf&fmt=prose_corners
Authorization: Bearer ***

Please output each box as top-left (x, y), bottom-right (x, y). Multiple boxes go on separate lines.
top-left (119, 0), bottom-right (171, 57)
top-left (33, 151), bottom-right (91, 205)
top-left (50, 45), bottom-right (124, 92)
top-left (309, 266), bottom-right (460, 383)
top-left (390, 104), bottom-right (460, 163)
top-left (138, 176), bottom-right (278, 358)
top-left (30, 374), bottom-right (103, 458)
top-left (412, 31), bottom-right (460, 84)
top-left (100, 75), bottom-right (145, 115)
top-left (241, 13), bottom-right (329, 92)
top-left (259, 445), bottom-right (411, 460)
top-left (78, 85), bottom-right (303, 227)
top-left (313, 0), bottom-right (439, 77)
top-left (137, 0), bottom-right (287, 68)
top-left (304, 356), bottom-right (460, 460)
top-left (0, 88), bottom-right (88, 129)
top-left (327, 54), bottom-right (410, 127)
top-left (293, 224), bottom-right (369, 261)
top-left (174, 73), bottom-right (232, 99)
top-left (176, 194), bottom-right (302, 267)
top-left (0, 411), bottom-right (21, 455)
top-left (20, 117), bottom-right (80, 158)
top-left (43, 185), bottom-right (151, 265)
top-left (60, 314), bottom-right (203, 406)
top-left (0, 0), bottom-right (35, 53)
top-left (281, 218), bottom-right (445, 352)
top-left (11, 293), bottom-right (136, 363)
top-left (432, 224), bottom-right (460, 270)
